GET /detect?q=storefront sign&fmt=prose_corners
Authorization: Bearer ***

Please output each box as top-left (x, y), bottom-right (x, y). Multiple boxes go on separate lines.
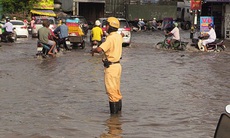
top-left (33, 0), bottom-right (54, 10)
top-left (30, 10), bottom-right (56, 17)
top-left (191, 0), bottom-right (202, 10)
top-left (200, 16), bottom-right (214, 32)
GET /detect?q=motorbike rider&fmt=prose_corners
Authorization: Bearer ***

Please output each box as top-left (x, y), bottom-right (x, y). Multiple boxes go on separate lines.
top-left (138, 18), bottom-right (146, 31)
top-left (30, 17), bottom-right (35, 29)
top-left (53, 19), bottom-right (70, 51)
top-left (91, 17), bottom-right (123, 114)
top-left (200, 23), bottom-right (216, 51)
top-left (38, 20), bottom-right (56, 57)
top-left (1, 18), bottom-right (14, 42)
top-left (91, 20), bottom-right (103, 46)
top-left (165, 22), bottom-right (180, 48)
top-left (151, 18), bottom-right (158, 30)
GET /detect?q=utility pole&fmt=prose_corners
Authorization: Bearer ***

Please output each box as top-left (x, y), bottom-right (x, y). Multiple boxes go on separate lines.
top-left (190, 0), bottom-right (202, 39)
top-left (190, 10), bottom-right (198, 39)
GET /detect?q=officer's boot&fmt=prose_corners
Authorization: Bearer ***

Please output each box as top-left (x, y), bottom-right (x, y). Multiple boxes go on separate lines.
top-left (109, 102), bottom-right (119, 114)
top-left (118, 100), bottom-right (122, 112)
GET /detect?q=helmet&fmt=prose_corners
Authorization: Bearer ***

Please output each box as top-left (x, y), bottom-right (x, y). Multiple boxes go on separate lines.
top-left (6, 18), bottom-right (10, 22)
top-left (62, 19), bottom-right (66, 23)
top-left (208, 23), bottom-right (214, 27)
top-left (107, 17), bottom-right (120, 29)
top-left (153, 18), bottom-right (156, 20)
top-left (173, 22), bottom-right (178, 27)
top-left (95, 20), bottom-right (101, 26)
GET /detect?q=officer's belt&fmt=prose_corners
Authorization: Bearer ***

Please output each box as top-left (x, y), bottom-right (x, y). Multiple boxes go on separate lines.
top-left (110, 61), bottom-right (120, 64)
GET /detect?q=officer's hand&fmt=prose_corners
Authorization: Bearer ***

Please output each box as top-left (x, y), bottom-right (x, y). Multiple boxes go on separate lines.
top-left (120, 32), bottom-right (124, 37)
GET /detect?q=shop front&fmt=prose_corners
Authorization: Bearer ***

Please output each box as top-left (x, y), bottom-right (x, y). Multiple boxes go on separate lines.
top-left (202, 0), bottom-right (230, 39)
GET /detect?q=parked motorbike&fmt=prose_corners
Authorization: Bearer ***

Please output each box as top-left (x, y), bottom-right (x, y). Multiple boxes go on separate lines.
top-left (197, 36), bottom-right (226, 52)
top-left (214, 105), bottom-right (230, 138)
top-left (156, 34), bottom-right (188, 51)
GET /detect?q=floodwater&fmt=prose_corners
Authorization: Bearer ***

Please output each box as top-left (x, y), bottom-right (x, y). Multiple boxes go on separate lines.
top-left (0, 30), bottom-right (229, 138)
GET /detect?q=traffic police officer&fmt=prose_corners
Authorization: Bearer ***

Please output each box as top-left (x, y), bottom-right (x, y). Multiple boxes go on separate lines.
top-left (91, 17), bottom-right (123, 114)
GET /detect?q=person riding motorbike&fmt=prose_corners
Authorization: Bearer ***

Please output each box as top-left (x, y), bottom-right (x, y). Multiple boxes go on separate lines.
top-left (53, 19), bottom-right (69, 51)
top-left (30, 17), bottom-right (35, 29)
top-left (1, 18), bottom-right (14, 42)
top-left (151, 18), bottom-right (158, 30)
top-left (138, 18), bottom-right (146, 31)
top-left (91, 20), bottom-right (103, 47)
top-left (38, 20), bottom-right (56, 57)
top-left (165, 22), bottom-right (180, 48)
top-left (199, 23), bottom-right (216, 51)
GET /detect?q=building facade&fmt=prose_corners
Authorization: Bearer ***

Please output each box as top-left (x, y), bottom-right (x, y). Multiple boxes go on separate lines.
top-left (202, 0), bottom-right (230, 39)
top-left (58, 0), bottom-right (230, 39)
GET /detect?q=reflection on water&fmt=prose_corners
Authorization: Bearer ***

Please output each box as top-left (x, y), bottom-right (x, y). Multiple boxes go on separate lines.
top-left (100, 115), bottom-right (122, 138)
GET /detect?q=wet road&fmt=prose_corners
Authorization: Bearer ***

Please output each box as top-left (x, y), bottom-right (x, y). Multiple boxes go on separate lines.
top-left (0, 30), bottom-right (229, 138)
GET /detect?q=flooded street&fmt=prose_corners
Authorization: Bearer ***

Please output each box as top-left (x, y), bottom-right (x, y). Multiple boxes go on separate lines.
top-left (0, 30), bottom-right (229, 138)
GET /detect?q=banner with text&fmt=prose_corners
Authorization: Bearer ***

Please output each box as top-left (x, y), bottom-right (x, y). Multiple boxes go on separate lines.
top-left (200, 16), bottom-right (214, 32)
top-left (33, 0), bottom-right (54, 10)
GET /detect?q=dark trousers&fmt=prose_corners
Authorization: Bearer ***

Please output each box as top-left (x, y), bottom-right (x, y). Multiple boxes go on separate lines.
top-left (1, 31), bottom-right (12, 41)
top-left (55, 37), bottom-right (68, 50)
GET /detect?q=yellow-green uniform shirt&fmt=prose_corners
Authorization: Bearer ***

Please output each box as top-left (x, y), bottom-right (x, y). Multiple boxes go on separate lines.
top-left (91, 26), bottom-right (103, 41)
top-left (100, 32), bottom-right (123, 62)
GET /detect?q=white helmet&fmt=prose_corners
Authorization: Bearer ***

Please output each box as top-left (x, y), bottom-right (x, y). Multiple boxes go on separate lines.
top-left (95, 20), bottom-right (101, 26)
top-left (174, 22), bottom-right (178, 27)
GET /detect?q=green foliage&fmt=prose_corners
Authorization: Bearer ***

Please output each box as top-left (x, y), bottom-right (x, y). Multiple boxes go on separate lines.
top-left (2, 0), bottom-right (39, 15)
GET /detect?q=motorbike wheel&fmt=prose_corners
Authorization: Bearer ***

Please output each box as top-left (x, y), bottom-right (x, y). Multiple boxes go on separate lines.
top-left (13, 34), bottom-right (17, 41)
top-left (215, 45), bottom-right (225, 52)
top-left (81, 41), bottom-right (85, 49)
top-left (178, 44), bottom-right (186, 51)
top-left (155, 42), bottom-right (164, 49)
top-left (6, 36), bottom-right (14, 43)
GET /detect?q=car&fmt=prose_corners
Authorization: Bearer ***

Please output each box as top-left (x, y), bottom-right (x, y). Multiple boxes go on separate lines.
top-left (67, 15), bottom-right (89, 36)
top-left (31, 16), bottom-right (56, 38)
top-left (99, 17), bottom-right (132, 46)
top-left (10, 20), bottom-right (29, 38)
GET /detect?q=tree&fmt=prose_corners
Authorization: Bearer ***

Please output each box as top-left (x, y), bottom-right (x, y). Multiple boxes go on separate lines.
top-left (2, 0), bottom-right (39, 19)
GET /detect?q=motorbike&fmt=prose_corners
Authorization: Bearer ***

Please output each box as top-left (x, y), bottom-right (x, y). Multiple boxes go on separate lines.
top-left (36, 40), bottom-right (51, 58)
top-left (150, 25), bottom-right (158, 31)
top-left (1, 28), bottom-right (17, 43)
top-left (156, 34), bottom-right (188, 51)
top-left (92, 40), bottom-right (102, 49)
top-left (92, 40), bottom-right (98, 49)
top-left (197, 36), bottom-right (226, 52)
top-left (214, 105), bottom-right (230, 138)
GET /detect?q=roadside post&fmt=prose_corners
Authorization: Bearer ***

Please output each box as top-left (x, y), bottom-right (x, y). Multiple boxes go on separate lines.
top-left (190, 0), bottom-right (202, 39)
